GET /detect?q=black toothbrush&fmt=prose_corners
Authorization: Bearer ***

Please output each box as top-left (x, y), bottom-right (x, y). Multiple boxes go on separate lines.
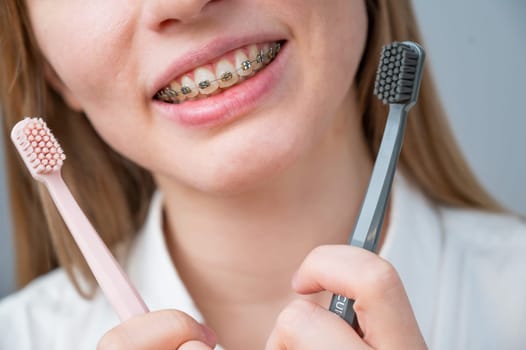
top-left (328, 41), bottom-right (425, 327)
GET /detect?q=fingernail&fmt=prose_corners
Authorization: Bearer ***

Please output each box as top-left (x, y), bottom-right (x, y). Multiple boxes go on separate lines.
top-left (201, 324), bottom-right (217, 347)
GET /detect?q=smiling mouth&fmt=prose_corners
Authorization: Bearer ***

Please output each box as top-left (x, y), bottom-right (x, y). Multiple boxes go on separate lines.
top-left (154, 40), bottom-right (285, 105)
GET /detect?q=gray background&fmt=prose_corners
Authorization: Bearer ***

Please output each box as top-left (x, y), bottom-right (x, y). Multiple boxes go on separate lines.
top-left (1, 0), bottom-right (525, 299)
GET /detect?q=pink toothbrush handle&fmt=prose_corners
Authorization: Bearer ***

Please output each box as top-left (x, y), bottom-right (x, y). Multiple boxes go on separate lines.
top-left (44, 172), bottom-right (149, 321)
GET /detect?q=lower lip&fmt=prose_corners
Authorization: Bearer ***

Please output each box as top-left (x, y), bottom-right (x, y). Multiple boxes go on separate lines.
top-left (153, 42), bottom-right (289, 127)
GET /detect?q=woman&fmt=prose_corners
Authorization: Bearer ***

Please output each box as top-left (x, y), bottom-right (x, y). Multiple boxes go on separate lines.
top-left (0, 0), bottom-right (524, 349)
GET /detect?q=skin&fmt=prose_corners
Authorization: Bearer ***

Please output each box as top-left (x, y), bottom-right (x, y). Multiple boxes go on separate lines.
top-left (27, 0), bottom-right (427, 349)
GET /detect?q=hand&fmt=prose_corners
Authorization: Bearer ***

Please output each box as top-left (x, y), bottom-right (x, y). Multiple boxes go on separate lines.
top-left (265, 245), bottom-right (427, 349)
top-left (97, 310), bottom-right (217, 350)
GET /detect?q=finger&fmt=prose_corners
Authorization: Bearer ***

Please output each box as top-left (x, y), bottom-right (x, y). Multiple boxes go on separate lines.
top-left (292, 245), bottom-right (426, 349)
top-left (265, 299), bottom-right (371, 350)
top-left (97, 310), bottom-right (216, 350)
top-left (178, 340), bottom-right (214, 350)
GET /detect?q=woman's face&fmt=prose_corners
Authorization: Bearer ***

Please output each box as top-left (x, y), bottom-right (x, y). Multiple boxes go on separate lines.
top-left (27, 0), bottom-right (368, 193)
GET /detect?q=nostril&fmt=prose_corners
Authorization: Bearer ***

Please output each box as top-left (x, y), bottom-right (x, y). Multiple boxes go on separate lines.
top-left (159, 18), bottom-right (178, 31)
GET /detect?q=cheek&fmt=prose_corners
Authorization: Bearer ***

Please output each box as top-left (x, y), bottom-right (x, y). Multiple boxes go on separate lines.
top-left (275, 0), bottom-right (368, 142)
top-left (28, 1), bottom-right (139, 108)
top-left (28, 1), bottom-right (149, 163)
top-left (301, 0), bottom-right (368, 97)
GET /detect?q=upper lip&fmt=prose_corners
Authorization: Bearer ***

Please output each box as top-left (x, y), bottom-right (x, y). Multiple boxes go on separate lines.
top-left (150, 33), bottom-right (287, 97)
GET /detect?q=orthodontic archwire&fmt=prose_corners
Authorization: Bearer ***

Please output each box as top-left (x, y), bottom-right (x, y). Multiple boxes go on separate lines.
top-left (155, 41), bottom-right (282, 103)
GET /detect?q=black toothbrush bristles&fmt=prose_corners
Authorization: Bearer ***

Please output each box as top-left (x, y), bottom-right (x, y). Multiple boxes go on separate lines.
top-left (374, 42), bottom-right (420, 104)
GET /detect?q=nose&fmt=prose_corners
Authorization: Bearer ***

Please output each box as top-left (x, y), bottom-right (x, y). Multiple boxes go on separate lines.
top-left (144, 0), bottom-right (216, 27)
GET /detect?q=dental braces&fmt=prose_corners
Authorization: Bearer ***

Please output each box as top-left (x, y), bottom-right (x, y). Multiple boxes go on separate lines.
top-left (155, 41), bottom-right (282, 103)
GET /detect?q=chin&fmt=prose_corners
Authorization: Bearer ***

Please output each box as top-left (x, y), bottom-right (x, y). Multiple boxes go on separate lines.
top-left (175, 137), bottom-right (303, 196)
top-left (194, 157), bottom-right (293, 196)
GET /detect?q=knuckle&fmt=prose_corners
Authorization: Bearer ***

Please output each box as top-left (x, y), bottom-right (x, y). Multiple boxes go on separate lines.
top-left (366, 258), bottom-right (401, 292)
top-left (275, 299), bottom-right (316, 335)
top-left (303, 245), bottom-right (331, 269)
top-left (164, 310), bottom-right (198, 337)
top-left (308, 245), bottom-right (330, 260)
top-left (272, 299), bottom-right (327, 348)
top-left (97, 329), bottom-right (127, 350)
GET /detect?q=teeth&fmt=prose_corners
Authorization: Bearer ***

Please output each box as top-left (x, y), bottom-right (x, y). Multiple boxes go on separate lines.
top-left (194, 67), bottom-right (219, 95)
top-left (248, 44), bottom-right (263, 71)
top-left (181, 76), bottom-right (199, 98)
top-left (260, 43), bottom-right (271, 64)
top-left (235, 51), bottom-right (253, 77)
top-left (156, 41), bottom-right (282, 104)
top-left (216, 59), bottom-right (239, 88)
top-left (169, 81), bottom-right (184, 102)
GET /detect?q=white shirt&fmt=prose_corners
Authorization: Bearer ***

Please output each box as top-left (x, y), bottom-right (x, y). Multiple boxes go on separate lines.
top-left (1, 174), bottom-right (525, 349)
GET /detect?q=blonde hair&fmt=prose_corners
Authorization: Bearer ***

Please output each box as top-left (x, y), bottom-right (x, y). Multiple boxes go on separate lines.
top-left (0, 0), bottom-right (501, 296)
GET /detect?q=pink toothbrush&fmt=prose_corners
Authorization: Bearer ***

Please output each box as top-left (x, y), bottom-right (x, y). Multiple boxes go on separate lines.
top-left (11, 117), bottom-right (149, 321)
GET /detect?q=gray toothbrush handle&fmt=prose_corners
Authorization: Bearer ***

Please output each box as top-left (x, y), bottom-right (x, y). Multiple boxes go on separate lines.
top-left (329, 294), bottom-right (359, 328)
top-left (329, 104), bottom-right (408, 326)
